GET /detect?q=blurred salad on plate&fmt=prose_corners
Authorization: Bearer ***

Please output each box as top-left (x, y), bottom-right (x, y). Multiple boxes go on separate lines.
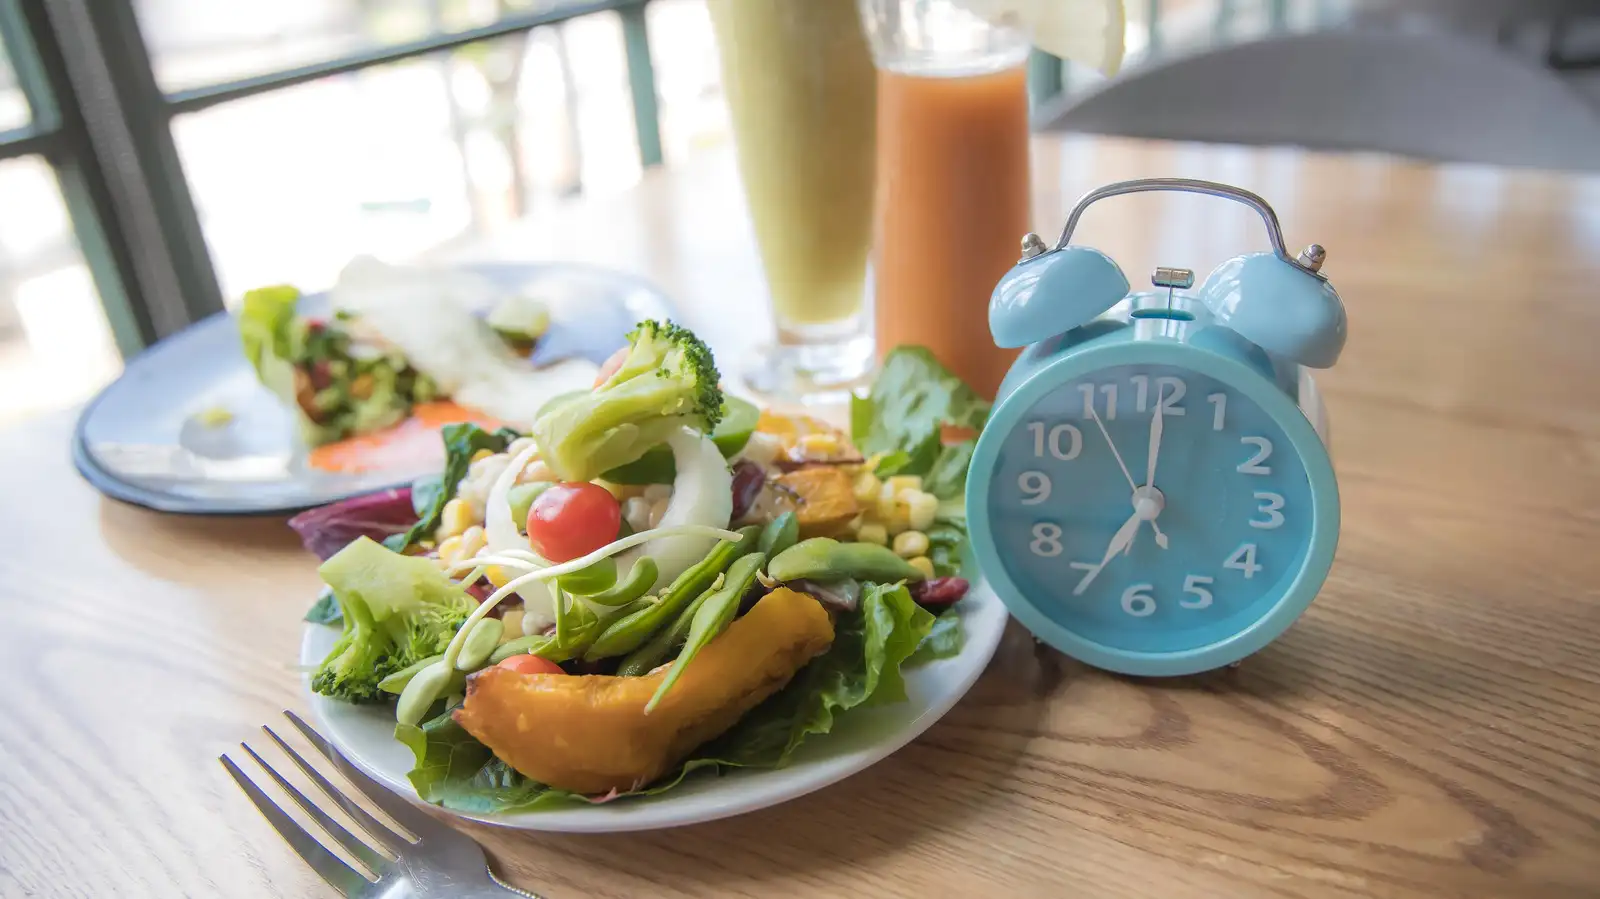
top-left (291, 322), bottom-right (990, 811)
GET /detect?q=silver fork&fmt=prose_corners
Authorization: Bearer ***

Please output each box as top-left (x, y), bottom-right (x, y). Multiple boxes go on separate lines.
top-left (220, 709), bottom-right (541, 898)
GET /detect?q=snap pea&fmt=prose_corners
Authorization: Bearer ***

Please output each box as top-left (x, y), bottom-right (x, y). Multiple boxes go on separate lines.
top-left (555, 556), bottom-right (618, 596)
top-left (455, 617), bottom-right (504, 671)
top-left (396, 660), bottom-right (453, 726)
top-left (645, 552), bottom-right (767, 710)
top-left (581, 556), bottom-right (657, 606)
top-left (377, 653), bottom-right (443, 695)
top-left (486, 599), bottom-right (626, 665)
top-left (584, 525), bottom-right (761, 661)
top-left (768, 537), bottom-right (926, 584)
top-left (616, 584), bottom-right (714, 677)
top-left (758, 511), bottom-right (799, 558)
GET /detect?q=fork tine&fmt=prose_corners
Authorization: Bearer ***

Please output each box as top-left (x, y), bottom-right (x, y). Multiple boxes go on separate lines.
top-left (241, 742), bottom-right (393, 871)
top-left (220, 754), bottom-right (371, 897)
top-left (283, 709), bottom-right (444, 840)
top-left (262, 724), bottom-right (410, 853)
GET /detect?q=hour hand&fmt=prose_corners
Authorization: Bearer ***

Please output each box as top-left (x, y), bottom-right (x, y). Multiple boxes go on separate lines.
top-left (1074, 511), bottom-right (1142, 596)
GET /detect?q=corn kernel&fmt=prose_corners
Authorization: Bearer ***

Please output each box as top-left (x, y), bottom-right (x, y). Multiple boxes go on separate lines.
top-left (893, 529), bottom-right (930, 558)
top-left (516, 460), bottom-right (554, 485)
top-left (857, 523), bottom-right (889, 546)
top-left (853, 471), bottom-right (882, 504)
top-left (458, 525), bottom-right (486, 560)
top-left (905, 490), bottom-right (940, 532)
top-left (486, 565), bottom-right (512, 589)
top-left (437, 498), bottom-right (475, 540)
top-left (436, 536), bottom-right (464, 566)
top-left (907, 555), bottom-right (936, 579)
top-left (499, 608), bottom-right (524, 641)
top-left (885, 475), bottom-right (923, 495)
top-left (470, 448), bottom-right (495, 463)
top-left (798, 432), bottom-right (841, 457)
top-left (647, 498), bottom-right (670, 529)
top-left (876, 482), bottom-right (900, 521)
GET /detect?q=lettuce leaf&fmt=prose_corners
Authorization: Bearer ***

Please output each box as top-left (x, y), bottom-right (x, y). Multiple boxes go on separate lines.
top-left (239, 285), bottom-right (316, 439)
top-left (396, 583), bottom-right (935, 814)
top-left (850, 346), bottom-right (989, 483)
top-left (907, 609), bottom-right (964, 665)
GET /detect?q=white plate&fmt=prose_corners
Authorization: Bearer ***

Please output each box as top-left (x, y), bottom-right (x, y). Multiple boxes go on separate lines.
top-left (299, 578), bottom-right (1007, 832)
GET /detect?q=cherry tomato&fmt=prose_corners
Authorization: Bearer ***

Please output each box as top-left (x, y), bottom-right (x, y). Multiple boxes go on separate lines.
top-left (527, 482), bottom-right (621, 562)
top-left (594, 346), bottom-right (628, 387)
top-left (497, 654), bottom-right (565, 675)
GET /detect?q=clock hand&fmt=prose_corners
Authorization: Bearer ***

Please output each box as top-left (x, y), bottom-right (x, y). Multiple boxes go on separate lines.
top-left (1086, 404), bottom-right (1137, 493)
top-left (1081, 403), bottom-right (1171, 550)
top-left (1073, 509), bottom-right (1143, 596)
top-left (1146, 383), bottom-right (1165, 488)
top-left (1141, 384), bottom-right (1170, 551)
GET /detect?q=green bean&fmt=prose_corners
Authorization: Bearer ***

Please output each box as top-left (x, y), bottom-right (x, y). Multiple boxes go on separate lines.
top-left (580, 556), bottom-right (657, 606)
top-left (646, 552), bottom-right (767, 710)
top-left (583, 525), bottom-right (760, 660)
top-left (377, 653), bottom-right (443, 695)
top-left (555, 556), bottom-right (618, 596)
top-left (455, 618), bottom-right (504, 671)
top-left (768, 537), bottom-right (926, 584)
top-left (758, 511), bottom-right (799, 558)
top-left (396, 660), bottom-right (453, 726)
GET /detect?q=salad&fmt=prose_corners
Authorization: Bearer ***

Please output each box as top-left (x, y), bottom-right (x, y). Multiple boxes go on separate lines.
top-left (291, 321), bottom-right (989, 810)
top-left (241, 256), bottom-right (592, 448)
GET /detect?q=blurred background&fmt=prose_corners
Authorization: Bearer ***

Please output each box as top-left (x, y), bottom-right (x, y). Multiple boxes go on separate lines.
top-left (1, 0), bottom-right (1597, 425)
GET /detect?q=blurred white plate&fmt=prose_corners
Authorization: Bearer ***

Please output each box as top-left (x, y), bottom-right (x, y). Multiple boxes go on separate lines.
top-left (300, 578), bottom-right (1006, 833)
top-left (73, 263), bottom-right (673, 514)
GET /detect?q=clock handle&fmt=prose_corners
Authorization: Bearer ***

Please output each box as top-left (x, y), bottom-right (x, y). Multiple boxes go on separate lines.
top-left (1040, 178), bottom-right (1326, 281)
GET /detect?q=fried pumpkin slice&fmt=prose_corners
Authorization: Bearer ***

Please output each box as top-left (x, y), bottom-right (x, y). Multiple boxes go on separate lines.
top-left (454, 587), bottom-right (835, 795)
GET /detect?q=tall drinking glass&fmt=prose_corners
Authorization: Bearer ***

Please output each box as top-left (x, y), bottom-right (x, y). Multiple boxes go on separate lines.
top-left (708, 0), bottom-right (878, 398)
top-left (860, 0), bottom-right (1032, 400)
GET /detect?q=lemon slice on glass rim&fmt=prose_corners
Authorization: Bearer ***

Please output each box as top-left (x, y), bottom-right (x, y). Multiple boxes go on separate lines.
top-left (956, 0), bottom-right (1127, 75)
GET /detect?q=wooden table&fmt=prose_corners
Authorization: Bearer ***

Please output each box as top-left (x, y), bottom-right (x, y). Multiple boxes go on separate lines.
top-left (3, 136), bottom-right (1597, 899)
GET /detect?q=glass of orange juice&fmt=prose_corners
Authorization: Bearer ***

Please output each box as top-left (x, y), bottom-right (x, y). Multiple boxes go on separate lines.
top-left (859, 0), bottom-right (1033, 399)
top-left (707, 0), bottom-right (878, 398)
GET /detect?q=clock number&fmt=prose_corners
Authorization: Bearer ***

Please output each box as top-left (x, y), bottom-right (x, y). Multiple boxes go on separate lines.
top-left (1018, 471), bottom-right (1052, 505)
top-left (1181, 574), bottom-right (1214, 609)
top-left (1208, 393), bottom-right (1227, 431)
top-left (1026, 421), bottom-right (1082, 460)
top-left (1120, 583), bottom-right (1156, 617)
top-left (1238, 436), bottom-right (1273, 474)
top-left (1068, 561), bottom-right (1098, 595)
top-left (1249, 492), bottom-right (1286, 529)
top-left (1224, 543), bottom-right (1262, 579)
top-left (1155, 376), bottom-right (1186, 415)
top-left (1030, 523), bottom-right (1063, 557)
top-left (1078, 382), bottom-right (1117, 420)
top-left (1131, 375), bottom-right (1149, 412)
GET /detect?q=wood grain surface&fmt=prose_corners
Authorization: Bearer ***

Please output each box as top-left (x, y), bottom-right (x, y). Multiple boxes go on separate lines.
top-left (1, 136), bottom-right (1597, 899)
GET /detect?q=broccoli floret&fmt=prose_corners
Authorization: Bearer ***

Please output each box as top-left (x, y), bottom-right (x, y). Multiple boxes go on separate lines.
top-left (308, 537), bottom-right (478, 704)
top-left (310, 596), bottom-right (401, 703)
top-left (530, 320), bottom-right (724, 482)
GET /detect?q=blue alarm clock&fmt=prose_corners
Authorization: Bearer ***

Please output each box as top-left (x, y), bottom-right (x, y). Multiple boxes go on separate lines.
top-left (968, 178), bottom-right (1347, 677)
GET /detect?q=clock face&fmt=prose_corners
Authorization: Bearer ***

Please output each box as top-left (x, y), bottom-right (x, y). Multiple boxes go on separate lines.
top-left (986, 362), bottom-right (1314, 656)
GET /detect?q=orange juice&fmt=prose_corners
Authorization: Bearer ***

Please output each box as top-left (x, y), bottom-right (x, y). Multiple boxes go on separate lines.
top-left (873, 63), bottom-right (1031, 400)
